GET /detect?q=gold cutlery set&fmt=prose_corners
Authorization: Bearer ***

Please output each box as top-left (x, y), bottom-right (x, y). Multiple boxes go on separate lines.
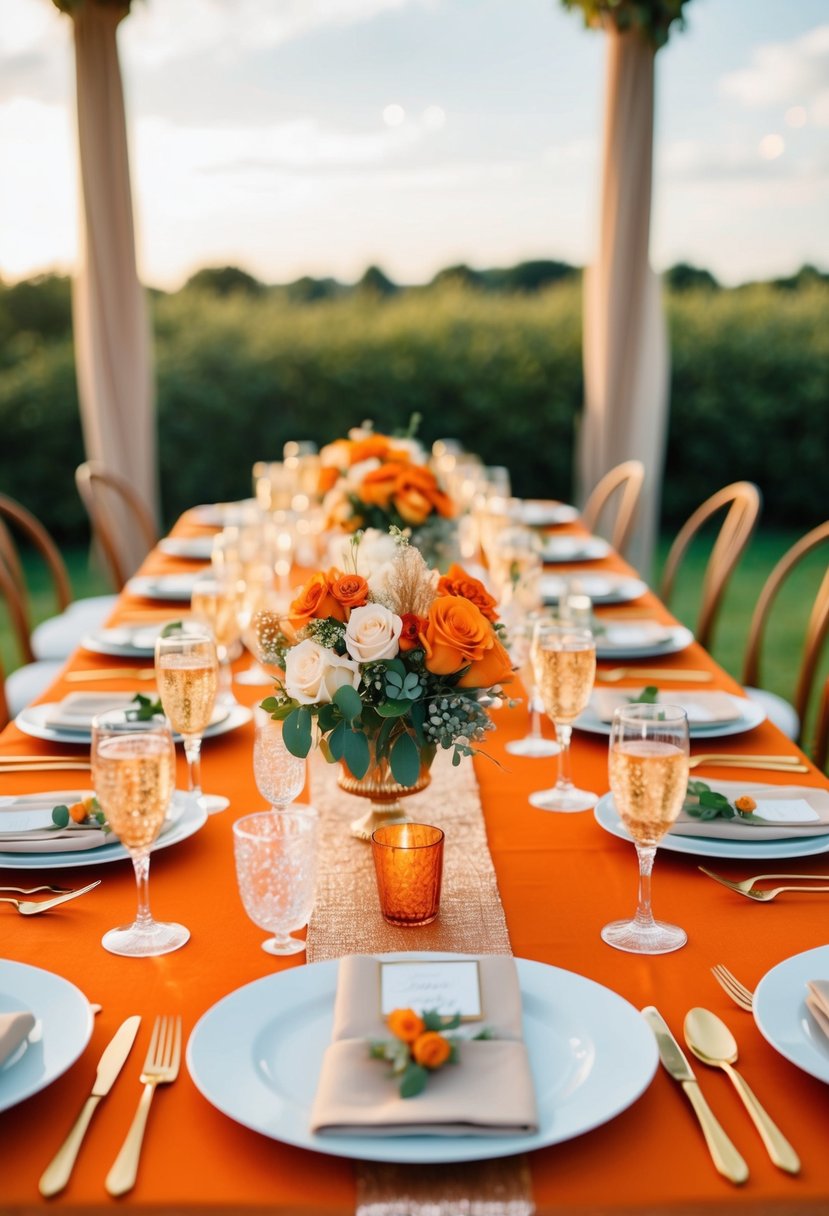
top-left (643, 1005), bottom-right (799, 1184)
top-left (39, 1014), bottom-right (181, 1198)
top-left (0, 880), bottom-right (101, 916)
top-left (700, 867), bottom-right (829, 902)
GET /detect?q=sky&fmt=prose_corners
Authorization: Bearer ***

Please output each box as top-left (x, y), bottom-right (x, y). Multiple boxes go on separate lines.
top-left (1, 0), bottom-right (828, 289)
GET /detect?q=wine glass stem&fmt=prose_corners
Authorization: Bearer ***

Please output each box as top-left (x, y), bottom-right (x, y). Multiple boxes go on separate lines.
top-left (554, 722), bottom-right (573, 791)
top-left (183, 735), bottom-right (203, 797)
top-left (634, 844), bottom-right (657, 929)
top-left (133, 851), bottom-right (153, 928)
top-left (218, 657), bottom-right (233, 701)
top-left (529, 689), bottom-right (544, 740)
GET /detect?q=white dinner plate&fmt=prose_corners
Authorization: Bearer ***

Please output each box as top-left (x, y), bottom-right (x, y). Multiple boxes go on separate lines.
top-left (0, 960), bottom-right (93, 1113)
top-left (0, 791), bottom-right (207, 870)
top-left (14, 701), bottom-right (251, 747)
top-left (754, 946), bottom-right (829, 1084)
top-left (540, 535), bottom-right (611, 564)
top-left (189, 500), bottom-right (258, 528)
top-left (541, 573), bottom-right (648, 606)
top-left (516, 500), bottom-right (579, 528)
top-left (594, 793), bottom-right (829, 861)
top-left (575, 693), bottom-right (765, 739)
top-left (186, 953), bottom-right (657, 1164)
top-left (81, 618), bottom-right (203, 658)
top-left (126, 574), bottom-right (201, 602)
top-left (595, 625), bottom-right (694, 661)
top-left (158, 536), bottom-right (214, 561)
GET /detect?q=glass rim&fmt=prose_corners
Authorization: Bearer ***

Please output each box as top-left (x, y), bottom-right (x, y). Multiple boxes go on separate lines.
top-left (232, 808), bottom-right (317, 839)
top-left (371, 822), bottom-right (445, 850)
top-left (612, 703), bottom-right (689, 723)
top-left (90, 707), bottom-right (172, 734)
top-left (155, 626), bottom-right (215, 647)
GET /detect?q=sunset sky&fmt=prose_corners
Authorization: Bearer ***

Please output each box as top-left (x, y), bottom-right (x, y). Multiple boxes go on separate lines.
top-left (1, 0), bottom-right (828, 289)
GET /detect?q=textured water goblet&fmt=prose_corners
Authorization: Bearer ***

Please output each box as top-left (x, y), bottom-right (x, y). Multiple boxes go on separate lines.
top-left (233, 810), bottom-right (318, 955)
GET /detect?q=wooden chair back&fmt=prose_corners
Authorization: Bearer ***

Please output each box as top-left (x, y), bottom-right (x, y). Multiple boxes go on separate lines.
top-left (815, 674), bottom-right (829, 774)
top-left (659, 481), bottom-right (761, 651)
top-left (0, 651), bottom-right (9, 731)
top-left (741, 521), bottom-right (829, 743)
top-left (0, 494), bottom-right (74, 664)
top-left (75, 461), bottom-right (158, 590)
top-left (581, 460), bottom-right (645, 557)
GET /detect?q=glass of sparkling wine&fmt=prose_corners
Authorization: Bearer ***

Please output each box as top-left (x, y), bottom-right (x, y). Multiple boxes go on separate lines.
top-left (155, 630), bottom-right (226, 814)
top-left (190, 571), bottom-right (244, 707)
top-left (529, 618), bottom-right (597, 812)
top-left (91, 710), bottom-right (187, 957)
top-left (601, 703), bottom-right (690, 955)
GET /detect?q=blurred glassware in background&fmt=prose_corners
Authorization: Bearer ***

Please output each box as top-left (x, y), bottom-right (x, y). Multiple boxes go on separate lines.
top-left (505, 609), bottom-right (560, 759)
top-left (191, 570), bottom-right (245, 708)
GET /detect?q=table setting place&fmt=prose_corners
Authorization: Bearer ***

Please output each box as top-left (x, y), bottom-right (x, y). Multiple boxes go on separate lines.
top-left (2, 460), bottom-right (829, 1216)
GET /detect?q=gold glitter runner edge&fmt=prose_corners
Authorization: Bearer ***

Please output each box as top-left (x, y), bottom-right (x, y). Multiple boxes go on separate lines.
top-left (305, 750), bottom-right (535, 1216)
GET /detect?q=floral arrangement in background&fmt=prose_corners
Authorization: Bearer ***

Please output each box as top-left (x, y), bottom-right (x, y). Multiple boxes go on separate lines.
top-left (370, 1008), bottom-right (491, 1098)
top-left (261, 532), bottom-right (512, 786)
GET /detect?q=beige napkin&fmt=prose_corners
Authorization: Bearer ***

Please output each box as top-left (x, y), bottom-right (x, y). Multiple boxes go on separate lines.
top-left (594, 689), bottom-right (746, 726)
top-left (310, 955), bottom-right (538, 1137)
top-left (0, 791), bottom-right (109, 853)
top-left (44, 692), bottom-right (139, 731)
top-left (806, 982), bottom-right (829, 1039)
top-left (0, 1011), bottom-right (36, 1067)
top-left (669, 781), bottom-right (829, 841)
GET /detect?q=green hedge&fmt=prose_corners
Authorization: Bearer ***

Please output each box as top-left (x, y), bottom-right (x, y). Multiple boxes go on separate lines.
top-left (0, 280), bottom-right (826, 542)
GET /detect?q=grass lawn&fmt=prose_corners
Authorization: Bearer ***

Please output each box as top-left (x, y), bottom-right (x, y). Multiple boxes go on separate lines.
top-left (2, 531), bottom-right (827, 758)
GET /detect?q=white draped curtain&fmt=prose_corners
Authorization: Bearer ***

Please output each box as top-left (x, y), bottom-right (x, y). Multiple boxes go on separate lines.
top-left (69, 0), bottom-right (157, 577)
top-left (577, 25), bottom-right (670, 577)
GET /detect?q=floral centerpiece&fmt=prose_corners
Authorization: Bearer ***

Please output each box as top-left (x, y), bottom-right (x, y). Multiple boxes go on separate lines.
top-left (318, 424), bottom-right (458, 568)
top-left (262, 532), bottom-right (513, 838)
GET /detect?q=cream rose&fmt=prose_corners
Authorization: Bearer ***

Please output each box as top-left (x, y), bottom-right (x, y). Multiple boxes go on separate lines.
top-left (344, 604), bottom-right (403, 663)
top-left (284, 639), bottom-right (361, 705)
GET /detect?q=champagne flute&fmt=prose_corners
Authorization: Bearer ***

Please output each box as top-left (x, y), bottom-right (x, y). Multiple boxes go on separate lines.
top-left (190, 570), bottom-right (244, 707)
top-left (505, 612), bottom-right (559, 758)
top-left (529, 618), bottom-right (597, 812)
top-left (155, 630), bottom-right (227, 814)
top-left (91, 710), bottom-right (187, 957)
top-left (601, 704), bottom-right (690, 954)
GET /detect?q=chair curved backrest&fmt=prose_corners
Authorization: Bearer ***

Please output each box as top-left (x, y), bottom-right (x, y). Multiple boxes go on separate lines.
top-left (75, 461), bottom-right (158, 590)
top-left (0, 651), bottom-right (9, 730)
top-left (815, 674), bottom-right (829, 774)
top-left (581, 460), bottom-right (645, 557)
top-left (741, 521), bottom-right (829, 739)
top-left (0, 494), bottom-right (74, 664)
top-left (659, 481), bottom-right (761, 651)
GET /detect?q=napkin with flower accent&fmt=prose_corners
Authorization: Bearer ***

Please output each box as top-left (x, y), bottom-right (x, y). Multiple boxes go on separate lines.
top-left (669, 780), bottom-right (829, 841)
top-left (310, 954), bottom-right (538, 1137)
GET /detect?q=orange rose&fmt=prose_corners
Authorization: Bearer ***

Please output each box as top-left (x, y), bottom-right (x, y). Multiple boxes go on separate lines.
top-left (393, 465), bottom-right (455, 526)
top-left (287, 571), bottom-right (347, 630)
top-left (412, 1031), bottom-right (451, 1070)
top-left (456, 630), bottom-right (514, 689)
top-left (328, 571), bottom-right (369, 615)
top-left (398, 612), bottom-right (427, 652)
top-left (358, 461), bottom-right (406, 508)
top-left (349, 434), bottom-right (394, 465)
top-left (437, 564), bottom-right (498, 622)
top-left (387, 1009), bottom-right (425, 1044)
top-left (419, 595), bottom-right (492, 675)
top-left (318, 466), bottom-right (339, 494)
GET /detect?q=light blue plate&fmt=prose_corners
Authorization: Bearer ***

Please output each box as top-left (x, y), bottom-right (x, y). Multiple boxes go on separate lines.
top-left (577, 695), bottom-right (766, 739)
top-left (755, 945), bottom-right (829, 1084)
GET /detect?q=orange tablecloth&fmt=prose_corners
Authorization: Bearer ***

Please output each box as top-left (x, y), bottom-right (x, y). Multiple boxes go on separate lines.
top-left (2, 514), bottom-right (829, 1215)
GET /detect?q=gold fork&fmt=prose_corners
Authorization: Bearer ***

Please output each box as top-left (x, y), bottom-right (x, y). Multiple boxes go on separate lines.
top-left (0, 884), bottom-right (72, 895)
top-left (0, 880), bottom-right (101, 916)
top-left (105, 1015), bottom-right (182, 1196)
top-left (711, 965), bottom-right (755, 1012)
top-left (699, 867), bottom-right (829, 902)
top-left (597, 667), bottom-right (713, 683)
top-left (689, 754), bottom-right (809, 773)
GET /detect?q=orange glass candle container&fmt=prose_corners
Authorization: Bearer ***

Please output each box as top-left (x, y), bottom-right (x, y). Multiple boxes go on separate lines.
top-left (371, 823), bottom-right (445, 927)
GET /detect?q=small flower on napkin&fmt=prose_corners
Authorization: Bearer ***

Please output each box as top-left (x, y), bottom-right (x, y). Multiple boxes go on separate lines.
top-left (369, 1008), bottom-right (491, 1098)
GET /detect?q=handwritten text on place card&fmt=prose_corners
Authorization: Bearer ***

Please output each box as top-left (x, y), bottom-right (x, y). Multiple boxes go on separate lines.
top-left (380, 960), bottom-right (482, 1020)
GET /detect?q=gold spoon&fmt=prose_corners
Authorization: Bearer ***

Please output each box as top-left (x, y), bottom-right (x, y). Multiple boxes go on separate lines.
top-left (684, 1008), bottom-right (799, 1174)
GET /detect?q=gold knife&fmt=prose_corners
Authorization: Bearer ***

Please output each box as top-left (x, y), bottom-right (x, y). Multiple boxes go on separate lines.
top-left (641, 1006), bottom-right (748, 1184)
top-left (39, 1015), bottom-right (141, 1197)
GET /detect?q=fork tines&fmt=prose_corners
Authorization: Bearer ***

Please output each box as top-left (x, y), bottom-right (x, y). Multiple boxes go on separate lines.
top-left (711, 964), bottom-right (754, 1012)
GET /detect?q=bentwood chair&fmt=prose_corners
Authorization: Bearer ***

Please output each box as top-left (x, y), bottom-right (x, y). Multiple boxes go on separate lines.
top-left (581, 460), bottom-right (645, 558)
top-left (815, 675), bottom-right (829, 773)
top-left (659, 481), bottom-right (761, 651)
top-left (0, 493), bottom-right (116, 662)
top-left (75, 461), bottom-right (158, 589)
top-left (741, 521), bottom-right (829, 745)
top-left (0, 557), bottom-right (63, 725)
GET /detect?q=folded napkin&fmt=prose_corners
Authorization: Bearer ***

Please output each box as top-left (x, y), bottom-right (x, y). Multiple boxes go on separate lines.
top-left (310, 955), bottom-right (538, 1137)
top-left (44, 692), bottom-right (139, 731)
top-left (95, 625), bottom-right (164, 651)
top-left (0, 1011), bottom-right (36, 1067)
top-left (669, 781), bottom-right (829, 841)
top-left (806, 981), bottom-right (829, 1040)
top-left (597, 621), bottom-right (673, 650)
top-left (594, 689), bottom-right (746, 726)
top-left (0, 792), bottom-right (109, 853)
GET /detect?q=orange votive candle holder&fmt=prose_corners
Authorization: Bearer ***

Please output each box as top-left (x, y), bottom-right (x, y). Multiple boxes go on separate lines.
top-left (371, 822), bottom-right (445, 927)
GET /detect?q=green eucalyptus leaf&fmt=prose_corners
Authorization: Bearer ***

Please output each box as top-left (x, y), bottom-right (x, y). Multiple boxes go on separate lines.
top-left (375, 700), bottom-right (411, 718)
top-left (51, 804), bottom-right (70, 828)
top-left (399, 1063), bottom-right (429, 1099)
top-left (628, 685), bottom-right (660, 704)
top-left (343, 728), bottom-right (370, 779)
top-left (376, 716), bottom-right (396, 760)
top-left (327, 719), bottom-right (347, 762)
top-left (282, 706), bottom-right (313, 758)
top-left (390, 731), bottom-right (420, 786)
top-left (333, 684), bottom-right (363, 722)
top-left (317, 703), bottom-right (339, 733)
top-left (409, 699), bottom-right (426, 747)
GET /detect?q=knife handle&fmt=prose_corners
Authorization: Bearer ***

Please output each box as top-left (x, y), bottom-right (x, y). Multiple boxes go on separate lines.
top-left (681, 1080), bottom-right (748, 1184)
top-left (39, 1094), bottom-right (101, 1196)
top-left (724, 1065), bottom-right (800, 1174)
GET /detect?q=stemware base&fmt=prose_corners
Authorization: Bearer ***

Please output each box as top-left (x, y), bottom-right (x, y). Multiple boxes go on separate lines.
top-left (102, 919), bottom-right (190, 958)
top-left (529, 786), bottom-right (598, 813)
top-left (200, 793), bottom-right (230, 815)
top-left (601, 918), bottom-right (687, 955)
top-left (506, 736), bottom-right (560, 758)
top-left (262, 934), bottom-right (306, 956)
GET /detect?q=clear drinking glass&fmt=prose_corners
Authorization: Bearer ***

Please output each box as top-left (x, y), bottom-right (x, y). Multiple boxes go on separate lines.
top-left (529, 619), bottom-right (597, 812)
top-left (91, 710), bottom-right (187, 957)
top-left (233, 810), bottom-right (318, 954)
top-left (155, 630), bottom-right (227, 815)
top-left (190, 570), bottom-right (244, 707)
top-left (601, 704), bottom-right (690, 954)
top-left (505, 612), bottom-right (559, 758)
top-left (253, 708), bottom-right (307, 809)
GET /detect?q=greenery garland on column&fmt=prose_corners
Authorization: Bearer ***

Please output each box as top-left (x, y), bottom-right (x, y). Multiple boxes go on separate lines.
top-left (561, 0), bottom-right (691, 48)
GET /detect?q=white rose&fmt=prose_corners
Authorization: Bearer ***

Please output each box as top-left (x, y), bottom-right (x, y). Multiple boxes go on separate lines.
top-left (327, 527), bottom-right (399, 577)
top-left (345, 457), bottom-right (381, 487)
top-left (284, 639), bottom-right (361, 705)
top-left (390, 437), bottom-right (426, 464)
top-left (344, 604), bottom-right (403, 663)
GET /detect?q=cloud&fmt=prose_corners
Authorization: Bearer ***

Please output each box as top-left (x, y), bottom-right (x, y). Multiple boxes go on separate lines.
top-left (720, 23), bottom-right (829, 125)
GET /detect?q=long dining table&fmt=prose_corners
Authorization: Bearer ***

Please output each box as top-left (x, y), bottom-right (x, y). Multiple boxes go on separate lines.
top-left (1, 507), bottom-right (828, 1216)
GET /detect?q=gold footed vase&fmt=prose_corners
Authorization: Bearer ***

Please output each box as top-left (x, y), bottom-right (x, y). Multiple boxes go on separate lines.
top-left (338, 753), bottom-right (433, 841)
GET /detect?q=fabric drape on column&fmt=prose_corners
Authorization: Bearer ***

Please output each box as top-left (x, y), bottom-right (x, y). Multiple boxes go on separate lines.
top-left (578, 26), bottom-right (669, 578)
top-left (71, 0), bottom-right (157, 578)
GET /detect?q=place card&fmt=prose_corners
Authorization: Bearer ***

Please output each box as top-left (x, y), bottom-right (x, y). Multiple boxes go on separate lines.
top-left (380, 959), bottom-right (482, 1020)
top-left (753, 799), bottom-right (821, 824)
